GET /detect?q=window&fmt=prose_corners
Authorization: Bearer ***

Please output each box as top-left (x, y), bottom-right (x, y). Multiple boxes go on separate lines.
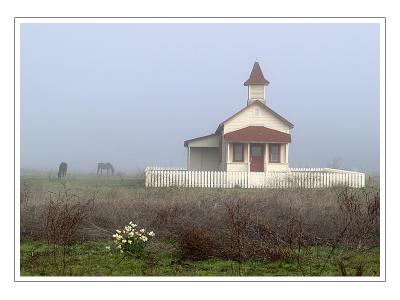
top-left (251, 145), bottom-right (262, 157)
top-left (233, 143), bottom-right (244, 162)
top-left (269, 144), bottom-right (280, 163)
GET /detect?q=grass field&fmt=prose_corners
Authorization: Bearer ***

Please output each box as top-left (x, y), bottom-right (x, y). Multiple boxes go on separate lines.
top-left (21, 241), bottom-right (379, 276)
top-left (20, 173), bottom-right (380, 277)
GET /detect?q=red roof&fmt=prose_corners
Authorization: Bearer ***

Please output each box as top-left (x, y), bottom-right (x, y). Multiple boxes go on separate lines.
top-left (224, 126), bottom-right (291, 143)
top-left (244, 62), bottom-right (270, 86)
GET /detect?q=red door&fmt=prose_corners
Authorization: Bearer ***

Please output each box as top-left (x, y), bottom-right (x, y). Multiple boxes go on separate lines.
top-left (250, 144), bottom-right (264, 172)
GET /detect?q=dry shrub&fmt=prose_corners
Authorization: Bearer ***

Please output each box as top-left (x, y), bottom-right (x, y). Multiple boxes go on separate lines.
top-left (20, 182), bottom-right (44, 240)
top-left (20, 181), bottom-right (31, 206)
top-left (20, 177), bottom-right (380, 264)
top-left (178, 226), bottom-right (216, 260)
top-left (334, 188), bottom-right (380, 248)
top-left (218, 199), bottom-right (292, 262)
top-left (45, 187), bottom-right (95, 246)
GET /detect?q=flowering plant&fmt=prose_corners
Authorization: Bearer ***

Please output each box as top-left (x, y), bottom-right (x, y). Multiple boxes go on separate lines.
top-left (112, 221), bottom-right (155, 256)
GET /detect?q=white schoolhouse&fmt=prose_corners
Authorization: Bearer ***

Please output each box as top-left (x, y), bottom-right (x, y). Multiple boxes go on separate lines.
top-left (184, 62), bottom-right (294, 172)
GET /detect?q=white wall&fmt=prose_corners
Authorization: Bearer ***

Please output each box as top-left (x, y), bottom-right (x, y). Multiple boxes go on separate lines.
top-left (248, 85), bottom-right (265, 103)
top-left (187, 134), bottom-right (220, 147)
top-left (226, 142), bottom-right (249, 171)
top-left (228, 142), bottom-right (249, 163)
top-left (264, 143), bottom-right (289, 171)
top-left (189, 147), bottom-right (220, 171)
top-left (227, 162), bottom-right (249, 172)
top-left (267, 163), bottom-right (289, 172)
top-left (223, 104), bottom-right (290, 134)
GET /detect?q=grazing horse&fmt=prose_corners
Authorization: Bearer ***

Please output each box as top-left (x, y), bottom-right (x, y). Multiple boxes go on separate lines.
top-left (97, 162), bottom-right (114, 175)
top-left (58, 162), bottom-right (68, 179)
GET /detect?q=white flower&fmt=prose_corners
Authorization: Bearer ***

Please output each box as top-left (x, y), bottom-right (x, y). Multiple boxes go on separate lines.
top-left (131, 224), bottom-right (137, 228)
top-left (140, 236), bottom-right (148, 242)
top-left (120, 250), bottom-right (124, 253)
top-left (117, 245), bottom-right (122, 249)
top-left (105, 246), bottom-right (111, 251)
top-left (122, 239), bottom-right (127, 243)
top-left (113, 233), bottom-right (122, 240)
top-left (125, 226), bottom-right (131, 232)
top-left (129, 232), bottom-right (134, 237)
top-left (148, 231), bottom-right (155, 237)
top-left (116, 229), bottom-right (121, 234)
top-left (128, 240), bottom-right (132, 244)
top-left (140, 229), bottom-right (145, 233)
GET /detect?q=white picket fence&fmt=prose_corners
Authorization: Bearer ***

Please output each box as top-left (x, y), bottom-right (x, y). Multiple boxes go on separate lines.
top-left (144, 167), bottom-right (366, 189)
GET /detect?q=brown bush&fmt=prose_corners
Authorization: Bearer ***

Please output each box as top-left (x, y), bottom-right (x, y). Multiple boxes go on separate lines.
top-left (45, 187), bottom-right (95, 246)
top-left (20, 177), bottom-right (380, 263)
top-left (178, 227), bottom-right (217, 260)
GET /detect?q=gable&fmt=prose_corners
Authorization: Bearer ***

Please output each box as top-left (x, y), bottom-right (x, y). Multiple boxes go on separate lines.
top-left (222, 103), bottom-right (292, 134)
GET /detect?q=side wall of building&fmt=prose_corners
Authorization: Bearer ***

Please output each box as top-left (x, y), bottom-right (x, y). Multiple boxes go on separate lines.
top-left (189, 147), bottom-right (220, 171)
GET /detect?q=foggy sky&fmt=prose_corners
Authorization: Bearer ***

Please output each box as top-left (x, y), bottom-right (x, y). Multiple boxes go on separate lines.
top-left (20, 23), bottom-right (380, 174)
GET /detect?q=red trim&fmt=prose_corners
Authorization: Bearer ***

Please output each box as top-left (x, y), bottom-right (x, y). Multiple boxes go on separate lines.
top-left (232, 143), bottom-right (244, 162)
top-left (269, 144), bottom-right (281, 163)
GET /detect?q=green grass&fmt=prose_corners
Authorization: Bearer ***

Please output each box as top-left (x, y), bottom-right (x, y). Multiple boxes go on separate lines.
top-left (21, 173), bottom-right (145, 190)
top-left (20, 241), bottom-right (380, 276)
top-left (20, 174), bottom-right (380, 276)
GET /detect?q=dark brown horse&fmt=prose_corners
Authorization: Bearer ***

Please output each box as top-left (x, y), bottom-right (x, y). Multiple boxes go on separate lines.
top-left (58, 162), bottom-right (67, 179)
top-left (97, 162), bottom-right (114, 175)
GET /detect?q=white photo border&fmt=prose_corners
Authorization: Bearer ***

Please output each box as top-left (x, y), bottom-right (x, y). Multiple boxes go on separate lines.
top-left (14, 17), bottom-right (386, 282)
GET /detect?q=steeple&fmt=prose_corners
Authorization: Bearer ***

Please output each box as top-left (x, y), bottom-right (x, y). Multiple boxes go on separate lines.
top-left (244, 62), bottom-right (269, 106)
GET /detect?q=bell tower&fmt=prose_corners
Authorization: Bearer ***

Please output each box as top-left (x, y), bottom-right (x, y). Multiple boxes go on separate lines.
top-left (244, 62), bottom-right (269, 106)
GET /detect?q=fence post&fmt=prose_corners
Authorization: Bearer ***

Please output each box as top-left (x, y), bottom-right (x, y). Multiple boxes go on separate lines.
top-left (223, 171), bottom-right (226, 189)
top-left (144, 167), bottom-right (366, 189)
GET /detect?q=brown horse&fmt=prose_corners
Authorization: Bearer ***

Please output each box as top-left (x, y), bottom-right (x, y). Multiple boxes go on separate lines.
top-left (97, 162), bottom-right (114, 175)
top-left (58, 162), bottom-right (67, 179)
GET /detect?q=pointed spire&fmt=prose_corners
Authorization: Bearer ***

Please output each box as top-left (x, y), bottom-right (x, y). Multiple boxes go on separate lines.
top-left (244, 62), bottom-right (269, 86)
